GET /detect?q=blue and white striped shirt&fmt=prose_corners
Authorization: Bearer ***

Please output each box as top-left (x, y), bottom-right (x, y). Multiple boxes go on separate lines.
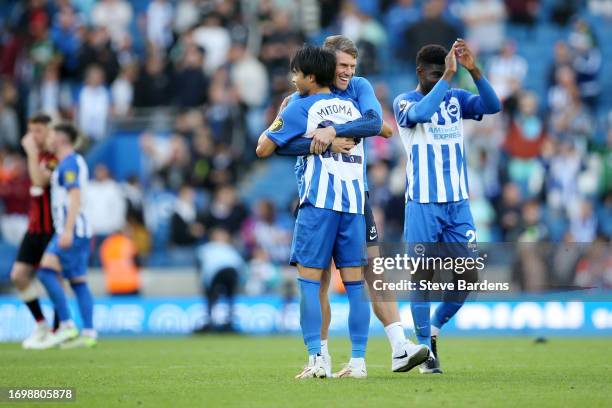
top-left (51, 152), bottom-right (92, 238)
top-left (393, 89), bottom-right (484, 203)
top-left (266, 94), bottom-right (365, 214)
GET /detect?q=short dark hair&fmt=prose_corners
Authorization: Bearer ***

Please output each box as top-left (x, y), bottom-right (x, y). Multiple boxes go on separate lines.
top-left (54, 123), bottom-right (79, 144)
top-left (290, 44), bottom-right (336, 87)
top-left (323, 35), bottom-right (358, 59)
top-left (416, 44), bottom-right (447, 67)
top-left (28, 113), bottom-right (52, 125)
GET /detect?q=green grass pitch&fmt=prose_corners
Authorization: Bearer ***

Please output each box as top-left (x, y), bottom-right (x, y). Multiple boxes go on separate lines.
top-left (1, 336), bottom-right (610, 407)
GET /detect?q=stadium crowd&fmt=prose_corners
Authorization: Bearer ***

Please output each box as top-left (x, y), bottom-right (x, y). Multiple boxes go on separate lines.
top-left (0, 0), bottom-right (610, 293)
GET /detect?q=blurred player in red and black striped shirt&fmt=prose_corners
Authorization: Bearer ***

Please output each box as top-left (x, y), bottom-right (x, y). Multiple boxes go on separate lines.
top-left (10, 113), bottom-right (59, 348)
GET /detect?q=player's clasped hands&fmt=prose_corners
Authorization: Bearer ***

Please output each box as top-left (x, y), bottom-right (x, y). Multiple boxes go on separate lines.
top-left (310, 126), bottom-right (337, 154)
top-left (453, 39), bottom-right (476, 70)
top-left (329, 137), bottom-right (356, 154)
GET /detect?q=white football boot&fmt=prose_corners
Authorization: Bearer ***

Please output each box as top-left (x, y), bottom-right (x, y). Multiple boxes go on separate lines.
top-left (29, 325), bottom-right (78, 350)
top-left (295, 354), bottom-right (327, 379)
top-left (333, 358), bottom-right (367, 378)
top-left (22, 322), bottom-right (51, 349)
top-left (392, 341), bottom-right (430, 372)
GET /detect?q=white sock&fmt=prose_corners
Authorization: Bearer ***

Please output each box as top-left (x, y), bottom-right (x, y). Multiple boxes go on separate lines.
top-left (36, 320), bottom-right (48, 328)
top-left (349, 357), bottom-right (365, 368)
top-left (321, 339), bottom-right (329, 356)
top-left (384, 322), bottom-right (406, 354)
top-left (82, 329), bottom-right (97, 339)
top-left (431, 325), bottom-right (440, 337)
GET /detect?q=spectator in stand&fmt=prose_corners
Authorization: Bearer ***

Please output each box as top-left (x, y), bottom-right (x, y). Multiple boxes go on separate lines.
top-left (202, 184), bottom-right (247, 237)
top-left (384, 0), bottom-right (420, 57)
top-left (588, 0), bottom-right (612, 18)
top-left (488, 41), bottom-right (527, 101)
top-left (50, 4), bottom-right (81, 81)
top-left (514, 200), bottom-right (548, 290)
top-left (548, 66), bottom-right (579, 116)
top-left (504, 92), bottom-right (547, 166)
top-left (32, 61), bottom-right (62, 119)
top-left (173, 45), bottom-right (209, 108)
top-left (146, 0), bottom-right (174, 52)
top-left (193, 12), bottom-right (231, 74)
top-left (228, 42), bottom-right (269, 110)
top-left (0, 99), bottom-right (19, 150)
top-left (111, 63), bottom-right (136, 117)
top-left (497, 182), bottom-right (523, 241)
top-left (403, 0), bottom-right (461, 63)
top-left (28, 11), bottom-right (57, 84)
top-left (174, 0), bottom-right (200, 35)
top-left (547, 41), bottom-right (573, 89)
top-left (100, 229), bottom-right (141, 296)
top-left (597, 192), bottom-right (612, 239)
top-left (568, 19), bottom-right (601, 109)
top-left (504, 0), bottom-right (539, 27)
top-left (259, 9), bottom-right (304, 84)
top-left (574, 236), bottom-right (612, 288)
top-left (78, 26), bottom-right (119, 84)
top-left (194, 228), bottom-right (246, 333)
top-left (569, 199), bottom-right (598, 242)
top-left (549, 90), bottom-right (593, 150)
top-left (87, 163), bottom-right (126, 238)
top-left (244, 200), bottom-right (291, 265)
top-left (546, 140), bottom-right (583, 214)
top-left (461, 0), bottom-right (506, 55)
top-left (169, 184), bottom-right (205, 247)
top-left (91, 0), bottom-right (133, 46)
top-left (144, 134), bottom-right (192, 191)
top-left (133, 51), bottom-right (173, 109)
top-left (78, 64), bottom-right (110, 141)
top-left (87, 163), bottom-right (126, 266)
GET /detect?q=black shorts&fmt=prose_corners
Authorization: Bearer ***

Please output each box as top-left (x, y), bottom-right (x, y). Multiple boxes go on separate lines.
top-left (16, 232), bottom-right (53, 266)
top-left (365, 194), bottom-right (378, 244)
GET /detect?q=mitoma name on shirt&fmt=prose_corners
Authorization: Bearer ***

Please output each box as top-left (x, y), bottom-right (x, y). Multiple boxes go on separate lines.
top-left (316, 104), bottom-right (355, 120)
top-left (425, 123), bottom-right (461, 140)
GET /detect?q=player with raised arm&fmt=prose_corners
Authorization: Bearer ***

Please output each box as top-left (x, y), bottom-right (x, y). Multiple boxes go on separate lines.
top-left (11, 114), bottom-right (60, 349)
top-left (257, 45), bottom-right (371, 379)
top-left (393, 40), bottom-right (501, 373)
top-left (274, 35), bottom-right (429, 376)
top-left (30, 123), bottom-right (97, 349)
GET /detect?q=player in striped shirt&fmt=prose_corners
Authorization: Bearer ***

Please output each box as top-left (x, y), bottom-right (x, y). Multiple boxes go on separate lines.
top-left (257, 45), bottom-right (371, 379)
top-left (393, 40), bottom-right (501, 373)
top-left (275, 36), bottom-right (429, 376)
top-left (30, 123), bottom-right (97, 349)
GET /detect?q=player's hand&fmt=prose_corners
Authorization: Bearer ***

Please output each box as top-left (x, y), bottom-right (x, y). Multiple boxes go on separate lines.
top-left (310, 126), bottom-right (336, 155)
top-left (454, 39), bottom-right (476, 71)
top-left (59, 231), bottom-right (74, 249)
top-left (330, 137), bottom-right (356, 154)
top-left (443, 44), bottom-right (457, 80)
top-left (21, 134), bottom-right (39, 155)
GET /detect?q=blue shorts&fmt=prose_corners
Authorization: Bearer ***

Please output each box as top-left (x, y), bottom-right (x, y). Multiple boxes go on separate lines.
top-left (290, 204), bottom-right (366, 269)
top-left (45, 235), bottom-right (91, 279)
top-left (404, 200), bottom-right (476, 257)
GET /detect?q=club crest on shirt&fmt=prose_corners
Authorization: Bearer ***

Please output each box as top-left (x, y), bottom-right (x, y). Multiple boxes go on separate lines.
top-left (269, 117), bottom-right (284, 132)
top-left (64, 170), bottom-right (76, 184)
top-left (446, 100), bottom-right (460, 119)
top-left (399, 100), bottom-right (409, 112)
